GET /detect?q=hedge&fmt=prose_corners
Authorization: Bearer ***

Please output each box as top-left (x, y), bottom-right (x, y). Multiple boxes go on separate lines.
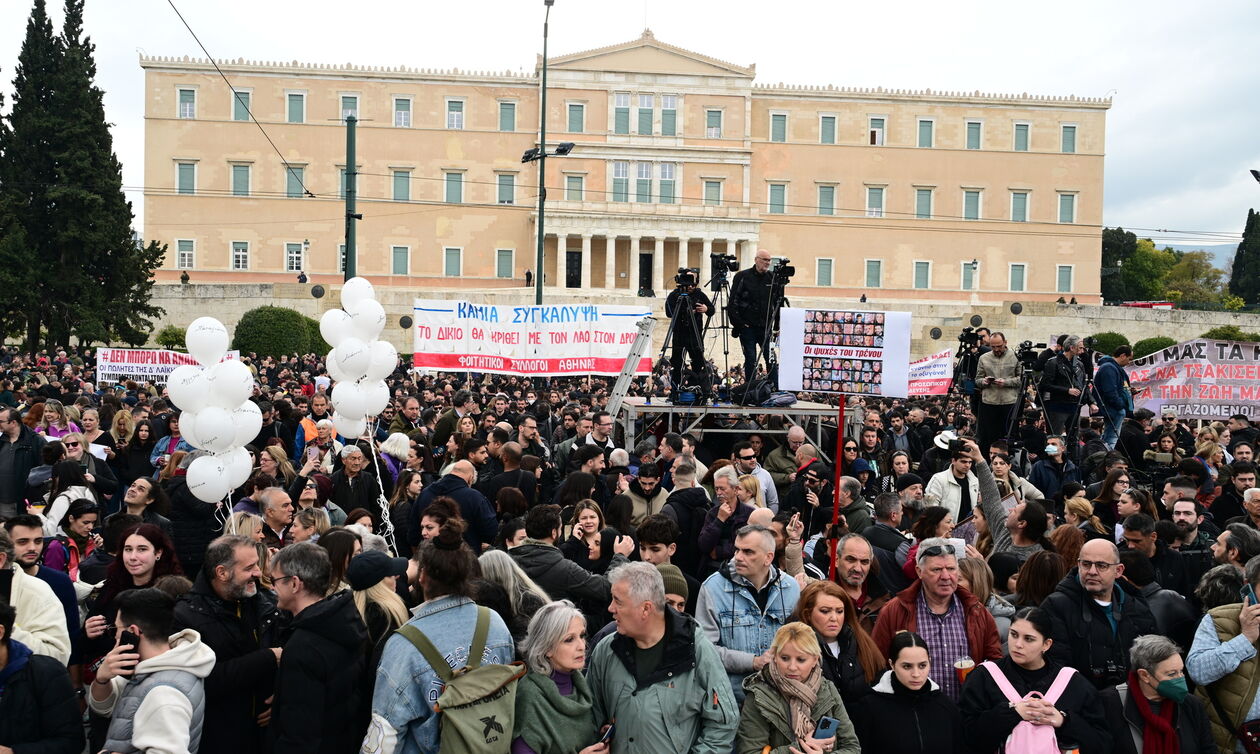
top-left (1087, 331), bottom-right (1129, 355)
top-left (305, 315), bottom-right (330, 357)
top-left (1201, 325), bottom-right (1260, 342)
top-left (231, 306), bottom-right (310, 358)
top-left (1132, 336), bottom-right (1177, 359)
top-left (154, 324), bottom-right (185, 350)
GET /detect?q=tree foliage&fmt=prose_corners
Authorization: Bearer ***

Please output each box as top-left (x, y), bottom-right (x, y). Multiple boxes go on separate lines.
top-left (1201, 325), bottom-right (1260, 342)
top-left (232, 307), bottom-right (310, 358)
top-left (1132, 336), bottom-right (1177, 358)
top-left (155, 325), bottom-right (185, 350)
top-left (1230, 208), bottom-right (1260, 307)
top-left (1102, 227), bottom-right (1231, 309)
top-left (1088, 331), bottom-right (1129, 355)
top-left (1120, 240), bottom-right (1178, 301)
top-left (1164, 251), bottom-right (1227, 307)
top-left (1100, 227), bottom-right (1137, 303)
top-left (305, 315), bottom-right (330, 357)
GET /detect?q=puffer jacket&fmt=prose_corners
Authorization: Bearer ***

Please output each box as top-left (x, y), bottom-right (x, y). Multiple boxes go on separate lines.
top-left (0, 639), bottom-right (84, 753)
top-left (1041, 570), bottom-right (1158, 688)
top-left (696, 561), bottom-right (800, 697)
top-left (854, 670), bottom-right (962, 754)
top-left (736, 666), bottom-right (859, 754)
top-left (817, 625), bottom-right (877, 706)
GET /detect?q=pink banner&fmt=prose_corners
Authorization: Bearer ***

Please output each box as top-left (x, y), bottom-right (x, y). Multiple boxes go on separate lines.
top-left (907, 349), bottom-right (954, 395)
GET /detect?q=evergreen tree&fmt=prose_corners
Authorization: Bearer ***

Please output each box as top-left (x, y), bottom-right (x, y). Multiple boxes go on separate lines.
top-left (1100, 226), bottom-right (1137, 302)
top-left (1229, 208), bottom-right (1260, 307)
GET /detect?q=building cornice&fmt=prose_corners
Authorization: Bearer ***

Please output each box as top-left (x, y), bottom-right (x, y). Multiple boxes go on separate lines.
top-left (752, 83), bottom-right (1111, 110)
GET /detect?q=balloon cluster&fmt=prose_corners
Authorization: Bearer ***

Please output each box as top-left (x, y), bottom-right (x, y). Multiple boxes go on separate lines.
top-left (166, 317), bottom-right (261, 504)
top-left (320, 277), bottom-right (397, 440)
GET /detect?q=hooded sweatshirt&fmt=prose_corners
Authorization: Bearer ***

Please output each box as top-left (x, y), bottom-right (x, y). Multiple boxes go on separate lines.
top-left (88, 628), bottom-right (217, 754)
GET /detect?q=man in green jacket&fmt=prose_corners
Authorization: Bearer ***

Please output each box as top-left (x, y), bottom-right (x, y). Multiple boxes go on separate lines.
top-left (587, 562), bottom-right (738, 753)
top-left (762, 426), bottom-right (805, 499)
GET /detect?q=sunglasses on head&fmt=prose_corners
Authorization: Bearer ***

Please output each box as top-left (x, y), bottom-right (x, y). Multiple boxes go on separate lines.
top-left (920, 543), bottom-right (957, 559)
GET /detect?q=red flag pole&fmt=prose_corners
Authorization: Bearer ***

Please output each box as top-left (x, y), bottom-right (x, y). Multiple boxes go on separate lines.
top-left (828, 393), bottom-right (846, 581)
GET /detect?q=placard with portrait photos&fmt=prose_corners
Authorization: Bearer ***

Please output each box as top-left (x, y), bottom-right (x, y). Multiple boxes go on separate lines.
top-left (778, 307), bottom-right (912, 397)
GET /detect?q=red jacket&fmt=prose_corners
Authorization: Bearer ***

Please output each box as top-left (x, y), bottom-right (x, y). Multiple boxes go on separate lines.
top-left (872, 580), bottom-right (1002, 663)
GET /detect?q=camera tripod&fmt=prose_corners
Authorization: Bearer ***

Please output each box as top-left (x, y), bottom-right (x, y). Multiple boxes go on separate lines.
top-left (658, 285), bottom-right (711, 403)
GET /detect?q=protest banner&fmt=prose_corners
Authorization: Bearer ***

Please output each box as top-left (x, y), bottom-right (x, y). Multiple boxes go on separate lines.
top-left (778, 308), bottom-right (912, 397)
top-left (907, 348), bottom-right (954, 396)
top-left (1126, 339), bottom-right (1260, 419)
top-left (96, 348), bottom-right (240, 383)
top-left (411, 299), bottom-right (653, 376)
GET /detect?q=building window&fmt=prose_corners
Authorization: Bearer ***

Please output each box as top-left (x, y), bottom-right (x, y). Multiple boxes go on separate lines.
top-left (394, 98), bottom-right (411, 128)
top-left (231, 241), bottom-right (249, 270)
top-left (819, 115), bottom-right (836, 145)
top-left (496, 249), bottom-right (514, 278)
top-left (445, 172), bottom-right (463, 203)
top-left (816, 258), bottom-right (833, 286)
top-left (613, 93), bottom-right (630, 135)
top-left (637, 94), bottom-right (653, 135)
top-left (497, 174), bottom-right (514, 204)
top-left (770, 113), bottom-right (787, 142)
top-left (768, 183), bottom-right (786, 214)
top-left (703, 180), bottom-right (722, 206)
top-left (392, 170), bottom-right (410, 202)
top-left (499, 101), bottom-right (516, 132)
top-left (1061, 124), bottom-right (1077, 154)
top-left (1058, 193), bottom-right (1076, 223)
top-left (659, 164), bottom-right (676, 203)
top-left (661, 95), bottom-right (677, 136)
top-left (567, 103), bottom-right (584, 133)
top-left (915, 188), bottom-right (932, 220)
top-left (1014, 122), bottom-right (1030, 151)
top-left (338, 244), bottom-right (346, 273)
top-left (176, 239), bottom-right (195, 269)
top-left (231, 164), bottom-right (250, 197)
top-left (865, 259), bottom-right (882, 288)
top-left (866, 186), bottom-right (884, 218)
top-left (635, 163), bottom-right (652, 203)
top-left (340, 95), bottom-right (358, 119)
top-left (176, 162), bottom-right (195, 195)
top-left (232, 90), bottom-right (250, 121)
top-left (1009, 263), bottom-right (1026, 292)
top-left (966, 121), bottom-right (982, 150)
top-left (444, 247), bottom-right (461, 277)
top-left (612, 162), bottom-right (629, 202)
top-left (1011, 191), bottom-right (1029, 222)
top-left (917, 119), bottom-right (934, 148)
top-left (1057, 265), bottom-right (1074, 293)
top-left (817, 185), bottom-right (835, 216)
top-left (177, 88), bottom-right (195, 119)
top-left (565, 175), bottom-right (584, 201)
top-left (286, 93), bottom-right (305, 124)
top-left (284, 242), bottom-right (304, 272)
top-left (869, 117), bottom-right (885, 146)
top-left (284, 165), bottom-right (305, 198)
top-left (446, 100), bottom-right (464, 129)
top-left (705, 109), bottom-right (722, 138)
top-left (914, 261), bottom-right (931, 289)
top-left (962, 261), bottom-right (978, 290)
top-left (392, 246), bottom-right (409, 275)
top-left (963, 190), bottom-right (981, 220)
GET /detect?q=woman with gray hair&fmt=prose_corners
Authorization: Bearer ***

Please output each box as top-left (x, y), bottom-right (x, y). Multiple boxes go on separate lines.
top-left (1196, 563), bottom-right (1246, 610)
top-left (511, 600), bottom-right (609, 754)
top-left (479, 549), bottom-right (550, 642)
top-left (1099, 634), bottom-right (1214, 753)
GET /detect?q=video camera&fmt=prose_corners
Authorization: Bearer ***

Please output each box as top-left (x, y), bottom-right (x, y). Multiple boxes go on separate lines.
top-left (674, 267), bottom-right (699, 288)
top-left (1016, 340), bottom-right (1046, 369)
top-left (958, 327), bottom-right (982, 346)
top-left (708, 253), bottom-right (738, 292)
top-left (770, 256), bottom-right (795, 281)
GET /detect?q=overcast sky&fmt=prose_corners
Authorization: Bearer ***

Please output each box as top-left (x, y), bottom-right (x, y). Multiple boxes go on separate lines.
top-left (1, 0), bottom-right (1256, 254)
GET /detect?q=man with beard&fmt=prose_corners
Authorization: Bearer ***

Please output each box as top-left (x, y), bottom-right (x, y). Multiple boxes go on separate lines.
top-left (1170, 499), bottom-right (1215, 589)
top-left (625, 462), bottom-right (668, 527)
top-left (174, 535), bottom-right (281, 754)
top-left (895, 473), bottom-right (926, 533)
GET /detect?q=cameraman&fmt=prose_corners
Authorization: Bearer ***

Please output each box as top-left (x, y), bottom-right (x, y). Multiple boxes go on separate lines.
top-left (1039, 334), bottom-right (1087, 437)
top-left (664, 271), bottom-right (713, 398)
top-left (728, 249), bottom-right (775, 381)
top-left (974, 332), bottom-right (1020, 452)
top-left (957, 327), bottom-right (991, 414)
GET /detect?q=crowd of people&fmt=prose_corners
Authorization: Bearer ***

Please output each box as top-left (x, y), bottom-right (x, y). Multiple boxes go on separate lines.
top-left (0, 339), bottom-right (1258, 754)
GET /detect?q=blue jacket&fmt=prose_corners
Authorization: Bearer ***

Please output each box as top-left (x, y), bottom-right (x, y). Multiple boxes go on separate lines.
top-left (366, 596), bottom-right (515, 754)
top-left (695, 561), bottom-right (800, 697)
top-left (412, 474), bottom-right (498, 551)
top-left (1028, 457), bottom-right (1081, 500)
top-left (1092, 356), bottom-right (1133, 413)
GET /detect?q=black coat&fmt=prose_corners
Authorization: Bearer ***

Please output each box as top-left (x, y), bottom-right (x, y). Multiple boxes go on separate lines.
top-left (855, 672), bottom-right (962, 754)
top-left (660, 486), bottom-right (711, 577)
top-left (1100, 682), bottom-right (1215, 754)
top-left (329, 468), bottom-right (383, 521)
top-left (1040, 571), bottom-right (1159, 688)
top-left (817, 625), bottom-right (875, 708)
top-left (728, 266), bottom-right (774, 337)
top-left (270, 591), bottom-right (368, 754)
top-left (0, 646), bottom-right (85, 753)
top-left (414, 473), bottom-right (498, 551)
top-left (173, 570), bottom-right (281, 754)
top-left (1139, 582), bottom-right (1198, 653)
top-left (0, 424), bottom-right (46, 506)
top-left (509, 541), bottom-right (626, 624)
top-left (163, 475), bottom-right (219, 576)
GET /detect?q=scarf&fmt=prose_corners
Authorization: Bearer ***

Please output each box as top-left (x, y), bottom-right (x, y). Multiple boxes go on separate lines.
top-left (766, 659), bottom-right (820, 742)
top-left (1128, 671), bottom-right (1179, 754)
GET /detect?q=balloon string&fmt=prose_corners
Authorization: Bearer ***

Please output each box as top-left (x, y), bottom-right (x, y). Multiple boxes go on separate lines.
top-left (363, 416), bottom-right (400, 557)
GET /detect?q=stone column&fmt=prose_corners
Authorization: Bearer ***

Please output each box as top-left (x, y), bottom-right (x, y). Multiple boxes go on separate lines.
top-left (580, 234), bottom-right (592, 290)
top-left (629, 235), bottom-right (642, 293)
top-left (678, 236), bottom-right (690, 272)
top-left (604, 234), bottom-right (616, 289)
top-left (652, 236), bottom-right (665, 295)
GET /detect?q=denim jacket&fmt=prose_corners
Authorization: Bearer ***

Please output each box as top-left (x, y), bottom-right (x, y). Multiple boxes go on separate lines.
top-left (363, 595), bottom-right (515, 754)
top-left (695, 561), bottom-right (800, 697)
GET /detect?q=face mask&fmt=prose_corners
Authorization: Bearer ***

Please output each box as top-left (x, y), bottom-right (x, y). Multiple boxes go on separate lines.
top-left (1156, 676), bottom-right (1189, 703)
top-left (1044, 445), bottom-right (1060, 456)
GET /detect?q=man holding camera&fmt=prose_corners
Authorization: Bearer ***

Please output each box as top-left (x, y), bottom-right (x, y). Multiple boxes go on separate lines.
top-left (1039, 334), bottom-right (1087, 437)
top-left (974, 332), bottom-right (1020, 452)
top-left (664, 270), bottom-right (713, 400)
top-left (728, 249), bottom-right (775, 382)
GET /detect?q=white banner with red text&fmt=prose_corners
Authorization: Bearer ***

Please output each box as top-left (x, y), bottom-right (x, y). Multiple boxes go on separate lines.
top-left (96, 348), bottom-right (240, 384)
top-left (778, 308), bottom-right (912, 397)
top-left (907, 349), bottom-right (955, 395)
top-left (410, 299), bottom-right (653, 376)
top-left (1126, 339), bottom-right (1260, 420)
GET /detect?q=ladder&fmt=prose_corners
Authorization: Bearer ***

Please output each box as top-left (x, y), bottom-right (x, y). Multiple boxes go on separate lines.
top-left (606, 316), bottom-right (656, 418)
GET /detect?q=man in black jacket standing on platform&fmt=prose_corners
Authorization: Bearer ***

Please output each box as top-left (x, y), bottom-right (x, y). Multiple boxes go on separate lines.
top-left (664, 270), bottom-right (713, 400)
top-left (728, 248), bottom-right (775, 382)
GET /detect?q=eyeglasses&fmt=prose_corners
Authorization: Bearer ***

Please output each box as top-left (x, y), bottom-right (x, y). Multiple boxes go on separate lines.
top-left (920, 544), bottom-right (958, 559)
top-left (1077, 559), bottom-right (1119, 572)
top-left (273, 575), bottom-right (295, 585)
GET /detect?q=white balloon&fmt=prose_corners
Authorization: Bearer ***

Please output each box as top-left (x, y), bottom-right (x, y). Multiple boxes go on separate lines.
top-left (346, 298), bottom-right (386, 341)
top-left (319, 308), bottom-right (354, 348)
top-left (187, 455), bottom-right (231, 503)
top-left (325, 351), bottom-right (350, 383)
top-left (220, 447), bottom-right (253, 489)
top-left (231, 401), bottom-right (263, 447)
top-left (331, 381), bottom-right (367, 419)
top-left (186, 317), bottom-right (230, 366)
top-left (340, 277), bottom-right (376, 309)
top-left (179, 410), bottom-right (203, 449)
top-left (207, 360), bottom-right (254, 409)
top-left (334, 336), bottom-right (372, 380)
top-left (333, 412), bottom-right (366, 440)
top-left (166, 366), bottom-right (210, 413)
top-left (193, 406), bottom-right (236, 453)
top-left (364, 340), bottom-right (399, 382)
top-left (361, 379), bottom-right (390, 417)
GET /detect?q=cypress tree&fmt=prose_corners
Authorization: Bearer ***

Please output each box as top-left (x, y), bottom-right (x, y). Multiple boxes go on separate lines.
top-left (1229, 209), bottom-right (1260, 307)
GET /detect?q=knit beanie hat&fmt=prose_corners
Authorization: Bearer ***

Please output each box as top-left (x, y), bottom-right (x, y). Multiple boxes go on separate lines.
top-left (656, 563), bottom-right (689, 600)
top-left (895, 473), bottom-right (924, 492)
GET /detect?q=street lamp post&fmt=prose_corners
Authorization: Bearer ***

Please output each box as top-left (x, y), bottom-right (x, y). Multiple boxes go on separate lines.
top-left (534, 0), bottom-right (554, 306)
